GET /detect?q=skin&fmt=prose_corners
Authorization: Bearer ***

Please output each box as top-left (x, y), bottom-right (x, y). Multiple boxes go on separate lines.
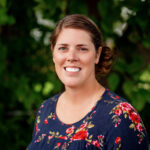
top-left (52, 28), bottom-right (105, 124)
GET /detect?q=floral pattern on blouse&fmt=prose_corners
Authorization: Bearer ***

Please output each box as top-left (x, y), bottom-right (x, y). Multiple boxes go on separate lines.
top-left (109, 101), bottom-right (145, 144)
top-left (27, 89), bottom-right (148, 150)
top-left (34, 104), bottom-right (105, 150)
top-left (46, 121), bottom-right (105, 150)
top-left (115, 137), bottom-right (121, 150)
top-left (105, 91), bottom-right (146, 145)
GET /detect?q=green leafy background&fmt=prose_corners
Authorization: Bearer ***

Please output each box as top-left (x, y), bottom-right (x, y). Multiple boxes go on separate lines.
top-left (0, 0), bottom-right (150, 149)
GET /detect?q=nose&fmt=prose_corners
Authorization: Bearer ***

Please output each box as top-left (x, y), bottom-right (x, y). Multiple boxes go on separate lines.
top-left (67, 48), bottom-right (78, 62)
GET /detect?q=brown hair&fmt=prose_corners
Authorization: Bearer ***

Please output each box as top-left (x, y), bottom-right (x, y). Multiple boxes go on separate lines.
top-left (50, 14), bottom-right (113, 76)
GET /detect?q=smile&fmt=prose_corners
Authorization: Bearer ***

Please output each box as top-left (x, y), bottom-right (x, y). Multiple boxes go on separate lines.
top-left (64, 67), bottom-right (81, 72)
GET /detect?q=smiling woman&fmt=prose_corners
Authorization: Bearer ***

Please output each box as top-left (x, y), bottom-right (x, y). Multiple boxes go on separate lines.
top-left (27, 14), bottom-right (148, 150)
top-left (53, 28), bottom-right (100, 88)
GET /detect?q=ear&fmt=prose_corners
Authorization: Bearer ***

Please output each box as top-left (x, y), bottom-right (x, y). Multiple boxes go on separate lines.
top-left (50, 46), bottom-right (55, 63)
top-left (52, 54), bottom-right (55, 63)
top-left (52, 51), bottom-right (56, 64)
top-left (53, 57), bottom-right (55, 63)
top-left (95, 46), bottom-right (102, 64)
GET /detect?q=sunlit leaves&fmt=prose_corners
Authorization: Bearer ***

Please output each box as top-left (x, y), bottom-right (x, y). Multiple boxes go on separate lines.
top-left (34, 83), bottom-right (42, 92)
top-left (140, 69), bottom-right (150, 82)
top-left (0, 0), bottom-right (6, 7)
top-left (42, 81), bottom-right (54, 95)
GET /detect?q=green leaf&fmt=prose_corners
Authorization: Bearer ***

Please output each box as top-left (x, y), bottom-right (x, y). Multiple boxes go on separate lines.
top-left (34, 83), bottom-right (42, 92)
top-left (140, 70), bottom-right (150, 82)
top-left (131, 90), bottom-right (148, 111)
top-left (42, 81), bottom-right (54, 95)
top-left (108, 72), bottom-right (120, 91)
top-left (0, 0), bottom-right (6, 7)
top-left (127, 57), bottom-right (143, 74)
top-left (114, 58), bottom-right (127, 73)
top-left (122, 81), bottom-right (134, 97)
top-left (0, 8), bottom-right (15, 25)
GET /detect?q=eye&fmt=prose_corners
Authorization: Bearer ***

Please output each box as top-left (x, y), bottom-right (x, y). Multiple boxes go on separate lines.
top-left (80, 47), bottom-right (88, 51)
top-left (58, 47), bottom-right (67, 51)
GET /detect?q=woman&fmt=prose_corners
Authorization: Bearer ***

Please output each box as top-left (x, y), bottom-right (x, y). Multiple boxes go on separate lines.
top-left (28, 14), bottom-right (148, 150)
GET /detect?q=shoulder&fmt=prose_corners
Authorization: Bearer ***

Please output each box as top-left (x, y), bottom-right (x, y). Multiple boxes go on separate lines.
top-left (35, 93), bottom-right (61, 126)
top-left (32, 93), bottom-right (61, 137)
top-left (103, 89), bottom-right (127, 105)
top-left (99, 89), bottom-right (148, 149)
top-left (100, 89), bottom-right (137, 116)
top-left (101, 89), bottom-right (147, 134)
top-left (37, 93), bottom-right (61, 116)
top-left (96, 89), bottom-right (129, 118)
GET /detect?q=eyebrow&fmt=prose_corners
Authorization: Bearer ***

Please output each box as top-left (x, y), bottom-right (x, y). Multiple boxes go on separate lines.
top-left (56, 43), bottom-right (88, 46)
top-left (76, 44), bottom-right (88, 47)
top-left (57, 43), bottom-right (68, 46)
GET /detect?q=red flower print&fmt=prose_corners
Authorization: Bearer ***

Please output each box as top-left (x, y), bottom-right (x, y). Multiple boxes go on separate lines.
top-left (129, 111), bottom-right (140, 124)
top-left (137, 133), bottom-right (144, 144)
top-left (98, 135), bottom-right (104, 139)
top-left (53, 114), bottom-right (56, 120)
top-left (118, 118), bottom-right (121, 125)
top-left (79, 122), bottom-right (88, 130)
top-left (62, 142), bottom-right (67, 149)
top-left (115, 137), bottom-right (121, 144)
top-left (71, 130), bottom-right (88, 140)
top-left (110, 101), bottom-right (145, 145)
top-left (40, 104), bottom-right (44, 108)
top-left (92, 111), bottom-right (96, 114)
top-left (91, 106), bottom-right (95, 110)
top-left (48, 135), bottom-right (53, 140)
top-left (36, 124), bottom-right (40, 132)
top-left (92, 140), bottom-right (100, 147)
top-left (136, 123), bottom-right (143, 132)
top-left (139, 137), bottom-right (143, 144)
top-left (89, 111), bottom-right (96, 119)
top-left (115, 96), bottom-right (120, 99)
top-left (115, 123), bottom-right (118, 127)
top-left (115, 108), bottom-right (122, 116)
top-left (56, 142), bottom-right (61, 147)
top-left (119, 102), bottom-right (133, 112)
top-left (66, 126), bottom-right (75, 134)
top-left (42, 133), bottom-right (46, 137)
top-left (44, 119), bottom-right (48, 124)
top-left (59, 136), bottom-right (68, 140)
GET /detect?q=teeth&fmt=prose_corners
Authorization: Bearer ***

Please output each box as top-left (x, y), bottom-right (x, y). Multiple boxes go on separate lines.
top-left (65, 67), bottom-right (80, 72)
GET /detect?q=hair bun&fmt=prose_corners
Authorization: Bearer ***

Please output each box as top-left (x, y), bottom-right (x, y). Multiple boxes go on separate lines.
top-left (96, 46), bottom-right (114, 77)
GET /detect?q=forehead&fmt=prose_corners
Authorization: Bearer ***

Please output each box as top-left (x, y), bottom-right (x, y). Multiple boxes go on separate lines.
top-left (56, 28), bottom-right (92, 44)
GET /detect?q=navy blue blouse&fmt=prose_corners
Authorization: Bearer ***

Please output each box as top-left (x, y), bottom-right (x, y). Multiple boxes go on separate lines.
top-left (27, 89), bottom-right (148, 150)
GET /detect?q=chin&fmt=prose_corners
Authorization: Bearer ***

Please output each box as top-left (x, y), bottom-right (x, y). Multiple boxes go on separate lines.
top-left (62, 80), bottom-right (82, 88)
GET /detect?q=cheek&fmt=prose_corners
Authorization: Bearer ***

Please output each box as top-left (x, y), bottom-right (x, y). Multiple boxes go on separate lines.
top-left (82, 54), bottom-right (96, 65)
top-left (53, 53), bottom-right (65, 65)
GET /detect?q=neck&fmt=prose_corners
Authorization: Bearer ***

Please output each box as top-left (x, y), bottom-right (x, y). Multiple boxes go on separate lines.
top-left (63, 79), bottom-right (104, 105)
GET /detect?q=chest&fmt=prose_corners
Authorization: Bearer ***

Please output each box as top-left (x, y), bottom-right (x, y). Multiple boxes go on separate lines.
top-left (28, 117), bottom-right (105, 150)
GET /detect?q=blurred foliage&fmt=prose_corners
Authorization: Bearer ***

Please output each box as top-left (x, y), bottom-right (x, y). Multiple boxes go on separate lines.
top-left (0, 0), bottom-right (150, 149)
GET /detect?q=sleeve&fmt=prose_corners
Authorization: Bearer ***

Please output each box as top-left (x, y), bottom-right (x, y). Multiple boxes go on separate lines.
top-left (106, 102), bottom-right (149, 150)
top-left (31, 101), bottom-right (46, 139)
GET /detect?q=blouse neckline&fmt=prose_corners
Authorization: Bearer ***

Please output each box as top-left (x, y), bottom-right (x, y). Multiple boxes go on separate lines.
top-left (53, 88), bottom-right (107, 127)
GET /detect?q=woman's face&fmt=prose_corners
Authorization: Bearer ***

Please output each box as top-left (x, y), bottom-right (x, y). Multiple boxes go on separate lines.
top-left (53, 28), bottom-right (101, 88)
